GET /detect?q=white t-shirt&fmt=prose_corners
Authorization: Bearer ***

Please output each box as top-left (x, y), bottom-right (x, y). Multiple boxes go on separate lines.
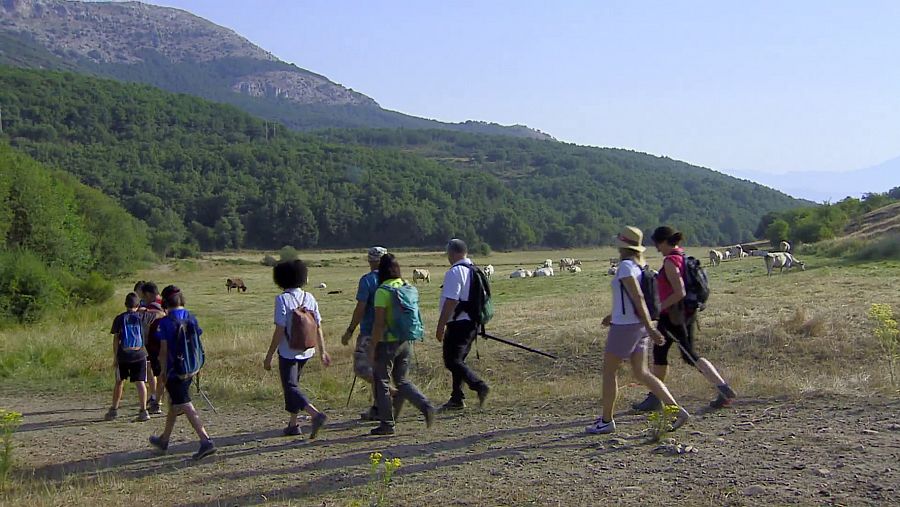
top-left (611, 259), bottom-right (643, 326)
top-left (274, 288), bottom-right (322, 360)
top-left (440, 258), bottom-right (473, 322)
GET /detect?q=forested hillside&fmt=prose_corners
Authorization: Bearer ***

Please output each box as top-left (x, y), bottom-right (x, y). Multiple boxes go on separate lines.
top-left (0, 67), bottom-right (803, 253)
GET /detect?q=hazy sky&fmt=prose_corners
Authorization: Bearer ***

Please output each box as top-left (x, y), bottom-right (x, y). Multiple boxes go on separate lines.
top-left (149, 1), bottom-right (900, 175)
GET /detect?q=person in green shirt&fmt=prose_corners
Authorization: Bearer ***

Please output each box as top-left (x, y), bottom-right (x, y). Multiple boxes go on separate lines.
top-left (368, 253), bottom-right (435, 436)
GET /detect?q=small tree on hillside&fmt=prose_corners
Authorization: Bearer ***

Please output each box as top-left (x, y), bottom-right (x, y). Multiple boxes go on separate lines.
top-left (765, 219), bottom-right (790, 247)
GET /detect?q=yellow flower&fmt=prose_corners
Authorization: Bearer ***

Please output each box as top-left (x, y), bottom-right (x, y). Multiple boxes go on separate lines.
top-left (391, 458), bottom-right (402, 468)
top-left (370, 452), bottom-right (383, 465)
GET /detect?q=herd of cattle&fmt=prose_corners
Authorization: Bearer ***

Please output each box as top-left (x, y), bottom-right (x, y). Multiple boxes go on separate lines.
top-left (708, 241), bottom-right (806, 276)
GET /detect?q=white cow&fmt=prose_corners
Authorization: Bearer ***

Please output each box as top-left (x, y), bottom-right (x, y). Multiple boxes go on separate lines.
top-left (484, 264), bottom-right (495, 280)
top-left (559, 258), bottom-right (576, 270)
top-left (764, 252), bottom-right (806, 276)
top-left (709, 249), bottom-right (723, 267)
top-left (542, 259), bottom-right (554, 269)
top-left (412, 269), bottom-right (430, 284)
top-left (316, 282), bottom-right (327, 289)
top-left (723, 250), bottom-right (732, 261)
top-left (780, 241), bottom-right (792, 253)
top-left (534, 267), bottom-right (555, 277)
top-left (567, 265), bottom-right (582, 274)
top-left (728, 245), bottom-right (744, 260)
top-left (510, 268), bottom-right (533, 278)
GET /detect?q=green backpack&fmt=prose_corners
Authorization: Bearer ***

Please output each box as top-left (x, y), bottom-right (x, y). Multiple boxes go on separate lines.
top-left (381, 282), bottom-right (425, 342)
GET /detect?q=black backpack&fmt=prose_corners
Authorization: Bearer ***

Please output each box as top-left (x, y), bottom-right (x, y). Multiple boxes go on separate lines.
top-left (619, 261), bottom-right (661, 320)
top-left (681, 254), bottom-right (710, 312)
top-left (454, 264), bottom-right (494, 331)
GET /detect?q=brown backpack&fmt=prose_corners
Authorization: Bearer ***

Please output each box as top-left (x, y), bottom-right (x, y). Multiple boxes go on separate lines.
top-left (286, 292), bottom-right (318, 350)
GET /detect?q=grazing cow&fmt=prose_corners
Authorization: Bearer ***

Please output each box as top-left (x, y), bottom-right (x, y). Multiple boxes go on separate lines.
top-left (510, 268), bottom-right (532, 278)
top-left (764, 252), bottom-right (806, 276)
top-left (484, 264), bottom-right (495, 280)
top-left (575, 259), bottom-right (583, 266)
top-left (723, 250), bottom-right (732, 261)
top-left (412, 269), bottom-right (430, 284)
top-left (542, 259), bottom-right (554, 269)
top-left (567, 265), bottom-right (582, 274)
top-left (780, 241), bottom-right (792, 253)
top-left (607, 259), bottom-right (619, 275)
top-left (709, 250), bottom-right (723, 267)
top-left (728, 245), bottom-right (744, 260)
top-left (316, 282), bottom-right (327, 289)
top-left (559, 258), bottom-right (576, 270)
top-left (225, 278), bottom-right (248, 293)
top-left (534, 267), bottom-right (554, 277)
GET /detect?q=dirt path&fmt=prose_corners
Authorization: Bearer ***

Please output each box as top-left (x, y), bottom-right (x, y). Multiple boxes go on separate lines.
top-left (2, 392), bottom-right (899, 506)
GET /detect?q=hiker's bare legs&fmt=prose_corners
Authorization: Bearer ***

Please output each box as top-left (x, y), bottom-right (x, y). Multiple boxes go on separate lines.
top-left (136, 381), bottom-right (148, 411)
top-left (631, 352), bottom-right (677, 406)
top-left (181, 403), bottom-right (210, 441)
top-left (111, 380), bottom-right (125, 409)
top-left (600, 352), bottom-right (623, 422)
top-left (159, 405), bottom-right (178, 441)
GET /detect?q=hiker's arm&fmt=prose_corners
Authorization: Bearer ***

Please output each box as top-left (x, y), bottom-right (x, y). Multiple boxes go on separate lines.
top-left (264, 326), bottom-right (281, 371)
top-left (436, 299), bottom-right (458, 343)
top-left (623, 277), bottom-right (665, 345)
top-left (661, 259), bottom-right (687, 310)
top-left (316, 325), bottom-right (331, 367)
top-left (370, 306), bottom-right (386, 363)
top-left (158, 340), bottom-right (168, 379)
top-left (342, 300), bottom-right (367, 345)
top-left (111, 334), bottom-right (118, 367)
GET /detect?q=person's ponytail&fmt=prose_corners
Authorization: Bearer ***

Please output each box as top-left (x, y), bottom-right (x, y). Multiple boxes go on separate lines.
top-left (670, 232), bottom-right (684, 245)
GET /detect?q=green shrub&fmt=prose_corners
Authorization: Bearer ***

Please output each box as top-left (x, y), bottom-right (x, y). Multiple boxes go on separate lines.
top-left (475, 242), bottom-right (492, 257)
top-left (261, 255), bottom-right (278, 267)
top-left (0, 250), bottom-right (66, 324)
top-left (854, 234), bottom-right (900, 261)
top-left (72, 272), bottom-right (115, 305)
top-left (172, 243), bottom-right (199, 259)
top-left (278, 246), bottom-right (299, 262)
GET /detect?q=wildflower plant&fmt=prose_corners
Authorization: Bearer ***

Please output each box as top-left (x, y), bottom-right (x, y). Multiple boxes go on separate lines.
top-left (363, 452), bottom-right (403, 507)
top-left (646, 404), bottom-right (680, 442)
top-left (0, 409), bottom-right (23, 488)
top-left (869, 304), bottom-right (900, 388)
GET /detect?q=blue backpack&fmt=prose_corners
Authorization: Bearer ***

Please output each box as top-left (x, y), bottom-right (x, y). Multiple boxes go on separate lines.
top-left (120, 312), bottom-right (145, 351)
top-left (171, 315), bottom-right (205, 379)
top-left (382, 282), bottom-right (425, 342)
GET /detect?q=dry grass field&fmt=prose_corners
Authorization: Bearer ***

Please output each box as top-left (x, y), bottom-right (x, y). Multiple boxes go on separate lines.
top-left (1, 247), bottom-right (898, 506)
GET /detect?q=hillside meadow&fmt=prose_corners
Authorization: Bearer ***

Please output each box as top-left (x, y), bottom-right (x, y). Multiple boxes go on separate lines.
top-left (0, 247), bottom-right (898, 506)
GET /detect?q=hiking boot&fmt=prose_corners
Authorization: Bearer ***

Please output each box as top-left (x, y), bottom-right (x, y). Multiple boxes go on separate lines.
top-left (104, 408), bottom-right (118, 421)
top-left (148, 400), bottom-right (162, 415)
top-left (309, 413), bottom-right (327, 440)
top-left (370, 424), bottom-right (395, 436)
top-left (137, 410), bottom-right (150, 422)
top-left (283, 424), bottom-right (302, 437)
top-left (670, 407), bottom-right (691, 432)
top-left (439, 399), bottom-right (465, 412)
top-left (585, 418), bottom-right (616, 435)
top-left (148, 435), bottom-right (169, 453)
top-left (632, 393), bottom-right (661, 412)
top-left (422, 405), bottom-right (436, 429)
top-left (360, 406), bottom-right (379, 421)
top-left (192, 440), bottom-right (217, 460)
top-left (477, 385), bottom-right (490, 408)
top-left (709, 384), bottom-right (737, 409)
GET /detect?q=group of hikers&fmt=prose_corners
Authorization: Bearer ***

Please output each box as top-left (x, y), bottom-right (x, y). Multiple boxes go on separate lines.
top-left (106, 227), bottom-right (737, 460)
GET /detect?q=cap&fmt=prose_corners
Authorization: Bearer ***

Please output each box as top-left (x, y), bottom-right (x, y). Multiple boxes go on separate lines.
top-left (367, 246), bottom-right (388, 262)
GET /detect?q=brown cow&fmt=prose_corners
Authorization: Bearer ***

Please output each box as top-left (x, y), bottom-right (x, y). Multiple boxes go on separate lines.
top-left (225, 278), bottom-right (248, 293)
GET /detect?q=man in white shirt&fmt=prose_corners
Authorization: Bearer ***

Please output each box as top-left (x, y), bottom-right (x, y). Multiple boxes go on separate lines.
top-left (435, 239), bottom-right (490, 411)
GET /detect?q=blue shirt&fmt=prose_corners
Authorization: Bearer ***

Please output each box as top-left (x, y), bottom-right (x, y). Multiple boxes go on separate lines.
top-left (356, 271), bottom-right (380, 336)
top-left (154, 308), bottom-right (202, 378)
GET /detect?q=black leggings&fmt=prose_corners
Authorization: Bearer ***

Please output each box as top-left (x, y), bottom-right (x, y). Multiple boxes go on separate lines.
top-left (652, 313), bottom-right (701, 367)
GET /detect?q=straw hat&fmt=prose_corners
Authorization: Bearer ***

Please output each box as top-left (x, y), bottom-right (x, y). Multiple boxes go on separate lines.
top-left (615, 226), bottom-right (646, 252)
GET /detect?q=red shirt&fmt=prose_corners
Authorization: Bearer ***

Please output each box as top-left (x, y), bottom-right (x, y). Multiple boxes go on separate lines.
top-left (657, 247), bottom-right (685, 313)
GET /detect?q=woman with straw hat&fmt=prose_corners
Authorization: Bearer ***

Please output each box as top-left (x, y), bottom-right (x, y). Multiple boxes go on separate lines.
top-left (586, 226), bottom-right (691, 435)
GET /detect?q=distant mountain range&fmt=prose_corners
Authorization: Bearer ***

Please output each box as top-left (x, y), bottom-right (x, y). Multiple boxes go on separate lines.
top-left (725, 157), bottom-right (900, 203)
top-left (0, 0), bottom-right (553, 139)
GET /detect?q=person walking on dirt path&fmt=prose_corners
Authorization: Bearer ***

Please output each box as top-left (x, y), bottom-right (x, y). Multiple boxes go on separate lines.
top-left (587, 226), bottom-right (691, 435)
top-left (368, 253), bottom-right (436, 435)
top-left (633, 226), bottom-right (737, 412)
top-left (264, 260), bottom-right (331, 439)
top-left (435, 238), bottom-right (490, 411)
top-left (342, 246), bottom-right (390, 421)
top-left (148, 286), bottom-right (216, 460)
top-left (139, 282), bottom-right (166, 415)
top-left (105, 292), bottom-right (157, 423)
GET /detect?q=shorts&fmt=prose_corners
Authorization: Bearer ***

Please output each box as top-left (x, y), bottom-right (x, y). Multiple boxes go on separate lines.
top-left (148, 354), bottom-right (161, 377)
top-left (165, 376), bottom-right (193, 406)
top-left (653, 312), bottom-right (701, 366)
top-left (353, 334), bottom-right (374, 381)
top-left (604, 324), bottom-right (649, 360)
top-left (116, 360), bottom-right (147, 383)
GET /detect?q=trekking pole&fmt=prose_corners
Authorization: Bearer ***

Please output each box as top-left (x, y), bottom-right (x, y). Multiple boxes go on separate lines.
top-left (195, 373), bottom-right (218, 414)
top-left (661, 329), bottom-right (702, 371)
top-left (346, 374), bottom-right (357, 408)
top-left (479, 332), bottom-right (558, 360)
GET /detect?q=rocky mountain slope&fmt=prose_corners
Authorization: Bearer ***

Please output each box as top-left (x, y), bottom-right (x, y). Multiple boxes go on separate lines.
top-left (0, 0), bottom-right (551, 138)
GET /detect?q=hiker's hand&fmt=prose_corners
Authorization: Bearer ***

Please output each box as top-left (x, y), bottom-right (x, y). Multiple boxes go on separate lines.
top-left (263, 355), bottom-right (272, 371)
top-left (649, 328), bottom-right (665, 346)
top-left (320, 351), bottom-right (332, 367)
top-left (341, 330), bottom-right (352, 346)
top-left (435, 328), bottom-right (445, 343)
top-left (601, 315), bottom-right (612, 327)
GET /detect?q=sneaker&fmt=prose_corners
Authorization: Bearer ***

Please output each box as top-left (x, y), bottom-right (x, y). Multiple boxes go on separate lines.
top-left (710, 384), bottom-right (737, 409)
top-left (148, 401), bottom-right (162, 415)
top-left (137, 410), bottom-right (150, 422)
top-left (632, 393), bottom-right (661, 412)
top-left (670, 407), bottom-right (691, 431)
top-left (360, 406), bottom-right (378, 421)
top-left (309, 413), bottom-right (327, 440)
top-left (585, 418), bottom-right (616, 435)
top-left (439, 399), bottom-right (465, 412)
top-left (283, 424), bottom-right (302, 437)
top-left (104, 408), bottom-right (118, 421)
top-left (370, 424), bottom-right (395, 436)
top-left (148, 435), bottom-right (169, 453)
top-left (192, 440), bottom-right (217, 460)
top-left (477, 385), bottom-right (490, 408)
top-left (421, 405), bottom-right (436, 429)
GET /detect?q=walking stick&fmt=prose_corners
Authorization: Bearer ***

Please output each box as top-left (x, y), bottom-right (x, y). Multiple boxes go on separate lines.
top-left (195, 373), bottom-right (218, 414)
top-left (346, 374), bottom-right (357, 408)
top-left (479, 332), bottom-right (558, 360)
